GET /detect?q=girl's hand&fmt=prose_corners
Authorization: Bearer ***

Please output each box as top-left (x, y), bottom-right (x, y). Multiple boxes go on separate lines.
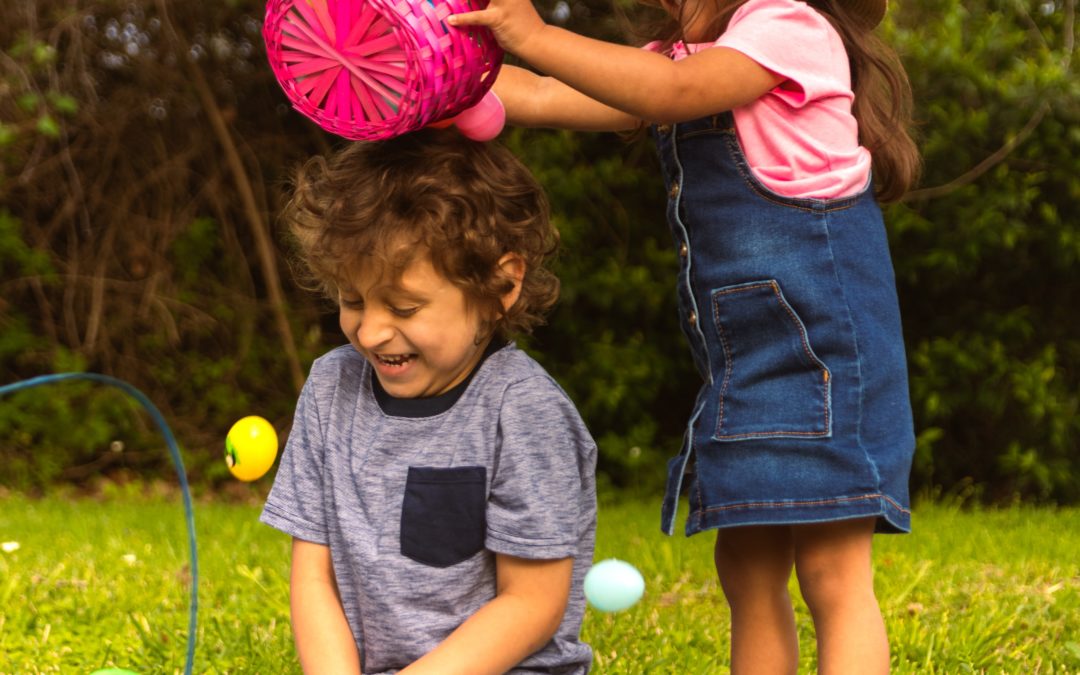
top-left (447, 0), bottom-right (546, 56)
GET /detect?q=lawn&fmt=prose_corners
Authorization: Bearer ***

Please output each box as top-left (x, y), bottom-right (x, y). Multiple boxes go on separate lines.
top-left (1, 488), bottom-right (1077, 674)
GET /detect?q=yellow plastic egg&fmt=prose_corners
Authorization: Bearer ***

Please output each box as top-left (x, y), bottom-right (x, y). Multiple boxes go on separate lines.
top-left (225, 416), bottom-right (278, 481)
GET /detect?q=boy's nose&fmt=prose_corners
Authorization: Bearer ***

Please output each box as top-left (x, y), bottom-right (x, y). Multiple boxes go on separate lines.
top-left (356, 311), bottom-right (394, 350)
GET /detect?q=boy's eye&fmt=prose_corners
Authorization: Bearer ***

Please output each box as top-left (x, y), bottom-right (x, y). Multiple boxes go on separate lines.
top-left (340, 297), bottom-right (364, 310)
top-left (389, 305), bottom-right (419, 317)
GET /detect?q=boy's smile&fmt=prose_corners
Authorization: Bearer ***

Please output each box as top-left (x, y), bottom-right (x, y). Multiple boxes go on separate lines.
top-left (339, 255), bottom-right (493, 399)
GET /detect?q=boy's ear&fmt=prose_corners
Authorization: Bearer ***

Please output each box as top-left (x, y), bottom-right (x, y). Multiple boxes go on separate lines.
top-left (497, 253), bottom-right (526, 312)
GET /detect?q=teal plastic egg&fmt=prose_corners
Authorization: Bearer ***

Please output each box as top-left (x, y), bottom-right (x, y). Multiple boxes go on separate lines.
top-left (584, 558), bottom-right (645, 612)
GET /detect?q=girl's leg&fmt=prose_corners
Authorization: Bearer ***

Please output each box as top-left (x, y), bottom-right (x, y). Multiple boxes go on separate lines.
top-left (714, 526), bottom-right (799, 675)
top-left (792, 517), bottom-right (888, 675)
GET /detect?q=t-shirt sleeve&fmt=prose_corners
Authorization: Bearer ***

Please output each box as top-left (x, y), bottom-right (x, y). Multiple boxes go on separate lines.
top-left (714, 0), bottom-right (850, 107)
top-left (259, 375), bottom-right (330, 544)
top-left (485, 376), bottom-right (597, 560)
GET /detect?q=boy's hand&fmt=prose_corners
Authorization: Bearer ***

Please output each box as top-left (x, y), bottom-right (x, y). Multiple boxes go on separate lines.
top-left (399, 554), bottom-right (573, 674)
top-left (291, 539), bottom-right (361, 674)
top-left (447, 0), bottom-right (547, 56)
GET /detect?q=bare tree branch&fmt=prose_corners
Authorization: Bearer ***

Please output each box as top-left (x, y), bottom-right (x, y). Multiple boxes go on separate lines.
top-left (156, 0), bottom-right (306, 394)
top-left (903, 0), bottom-right (1072, 202)
top-left (903, 103), bottom-right (1049, 202)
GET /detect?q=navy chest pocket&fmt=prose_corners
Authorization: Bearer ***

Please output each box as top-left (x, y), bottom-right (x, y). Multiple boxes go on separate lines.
top-left (400, 466), bottom-right (487, 568)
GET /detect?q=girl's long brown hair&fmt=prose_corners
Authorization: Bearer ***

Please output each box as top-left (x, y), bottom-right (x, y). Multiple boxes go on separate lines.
top-left (630, 0), bottom-right (920, 202)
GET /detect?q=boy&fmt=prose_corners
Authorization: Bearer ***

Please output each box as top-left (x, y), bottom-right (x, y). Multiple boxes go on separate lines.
top-left (260, 130), bottom-right (597, 674)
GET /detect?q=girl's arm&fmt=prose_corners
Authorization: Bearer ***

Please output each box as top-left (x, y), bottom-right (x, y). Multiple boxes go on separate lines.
top-left (400, 554), bottom-right (574, 674)
top-left (290, 539), bottom-right (362, 675)
top-left (495, 64), bottom-right (639, 131)
top-left (450, 2), bottom-right (784, 123)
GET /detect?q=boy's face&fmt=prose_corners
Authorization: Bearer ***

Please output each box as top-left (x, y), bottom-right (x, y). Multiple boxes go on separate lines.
top-left (338, 255), bottom-right (492, 399)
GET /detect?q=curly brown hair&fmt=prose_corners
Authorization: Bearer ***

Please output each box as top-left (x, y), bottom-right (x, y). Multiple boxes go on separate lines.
top-left (284, 129), bottom-right (560, 338)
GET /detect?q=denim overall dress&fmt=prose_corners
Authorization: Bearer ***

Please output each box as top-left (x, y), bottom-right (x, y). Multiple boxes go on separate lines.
top-left (654, 113), bottom-right (915, 536)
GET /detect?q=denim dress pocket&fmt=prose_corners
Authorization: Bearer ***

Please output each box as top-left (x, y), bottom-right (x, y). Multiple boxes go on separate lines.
top-left (400, 466), bottom-right (487, 567)
top-left (710, 280), bottom-right (832, 441)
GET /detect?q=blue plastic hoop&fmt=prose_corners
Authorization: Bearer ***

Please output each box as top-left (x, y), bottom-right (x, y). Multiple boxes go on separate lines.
top-left (0, 373), bottom-right (198, 675)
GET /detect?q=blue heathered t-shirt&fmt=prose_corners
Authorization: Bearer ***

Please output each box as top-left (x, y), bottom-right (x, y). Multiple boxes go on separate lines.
top-left (260, 342), bottom-right (598, 674)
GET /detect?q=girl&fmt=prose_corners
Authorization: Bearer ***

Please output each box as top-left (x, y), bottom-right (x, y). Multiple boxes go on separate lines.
top-left (450, 0), bottom-right (919, 672)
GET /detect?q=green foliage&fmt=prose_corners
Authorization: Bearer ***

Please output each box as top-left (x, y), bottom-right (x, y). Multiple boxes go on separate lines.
top-left (1, 0), bottom-right (1077, 502)
top-left (0, 351), bottom-right (159, 489)
top-left (0, 209), bottom-right (54, 279)
top-left (2, 493), bottom-right (1078, 672)
top-left (886, 0), bottom-right (1080, 502)
top-left (506, 129), bottom-right (697, 493)
top-left (2, 33), bottom-right (72, 148)
top-left (0, 4), bottom-right (314, 491)
top-left (1, 214), bottom-right (127, 488)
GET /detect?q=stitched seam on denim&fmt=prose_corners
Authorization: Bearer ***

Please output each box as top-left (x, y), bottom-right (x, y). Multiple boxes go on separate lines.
top-left (676, 114), bottom-right (731, 140)
top-left (820, 212), bottom-right (880, 487)
top-left (666, 397), bottom-right (708, 536)
top-left (712, 297), bottom-right (734, 436)
top-left (717, 429), bottom-right (830, 440)
top-left (765, 280), bottom-right (832, 436)
top-left (693, 468), bottom-right (703, 532)
top-left (687, 400), bottom-right (706, 534)
top-left (698, 493), bottom-right (911, 516)
top-left (670, 124), bottom-right (713, 386)
top-left (711, 281), bottom-right (830, 439)
top-left (667, 448), bottom-right (691, 535)
top-left (681, 127), bottom-right (735, 141)
top-left (717, 132), bottom-right (861, 213)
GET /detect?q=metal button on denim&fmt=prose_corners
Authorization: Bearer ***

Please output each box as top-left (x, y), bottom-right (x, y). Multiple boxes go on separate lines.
top-left (669, 183), bottom-right (680, 199)
top-left (657, 124), bottom-right (671, 136)
top-left (679, 242), bottom-right (689, 258)
top-left (687, 311), bottom-right (697, 326)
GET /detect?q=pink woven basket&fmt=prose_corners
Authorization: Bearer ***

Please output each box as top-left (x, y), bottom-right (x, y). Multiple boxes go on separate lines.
top-left (264, 0), bottom-right (503, 141)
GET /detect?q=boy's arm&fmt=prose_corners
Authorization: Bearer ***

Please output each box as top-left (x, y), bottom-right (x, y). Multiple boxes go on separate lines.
top-left (495, 64), bottom-right (640, 131)
top-left (400, 554), bottom-right (574, 674)
top-left (290, 538), bottom-right (362, 675)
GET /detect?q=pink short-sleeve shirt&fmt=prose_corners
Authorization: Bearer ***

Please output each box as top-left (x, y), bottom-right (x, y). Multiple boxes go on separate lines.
top-left (656, 0), bottom-right (870, 199)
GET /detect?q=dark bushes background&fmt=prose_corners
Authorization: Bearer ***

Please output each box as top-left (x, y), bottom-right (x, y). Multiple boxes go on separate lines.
top-left (1, 0), bottom-right (1077, 502)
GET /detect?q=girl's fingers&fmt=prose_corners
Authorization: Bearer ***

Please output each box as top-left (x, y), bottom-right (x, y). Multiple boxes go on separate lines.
top-left (447, 10), bottom-right (492, 26)
top-left (447, 1), bottom-right (543, 53)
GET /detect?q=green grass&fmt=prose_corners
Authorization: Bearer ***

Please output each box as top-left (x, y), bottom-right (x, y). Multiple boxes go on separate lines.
top-left (1, 490), bottom-right (1078, 674)
top-left (588, 499), bottom-right (1080, 674)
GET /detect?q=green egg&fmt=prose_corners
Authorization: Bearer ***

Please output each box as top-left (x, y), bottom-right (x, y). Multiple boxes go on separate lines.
top-left (584, 558), bottom-right (645, 612)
